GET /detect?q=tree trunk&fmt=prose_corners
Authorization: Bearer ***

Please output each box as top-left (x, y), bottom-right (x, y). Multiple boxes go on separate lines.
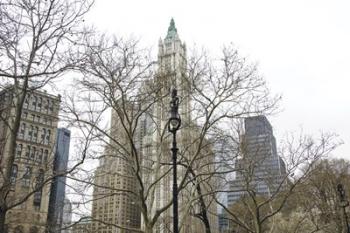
top-left (143, 224), bottom-right (153, 233)
top-left (0, 207), bottom-right (7, 233)
top-left (197, 184), bottom-right (211, 233)
top-left (189, 166), bottom-right (211, 233)
top-left (254, 209), bottom-right (262, 233)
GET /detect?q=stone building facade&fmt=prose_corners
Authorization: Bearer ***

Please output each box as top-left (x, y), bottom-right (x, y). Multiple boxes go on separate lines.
top-left (0, 86), bottom-right (60, 233)
top-left (90, 103), bottom-right (141, 233)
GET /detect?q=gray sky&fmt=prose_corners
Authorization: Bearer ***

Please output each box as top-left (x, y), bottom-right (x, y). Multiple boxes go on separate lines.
top-left (85, 0), bottom-right (350, 159)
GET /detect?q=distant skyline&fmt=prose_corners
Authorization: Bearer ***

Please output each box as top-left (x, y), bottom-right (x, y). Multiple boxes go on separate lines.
top-left (84, 0), bottom-right (350, 159)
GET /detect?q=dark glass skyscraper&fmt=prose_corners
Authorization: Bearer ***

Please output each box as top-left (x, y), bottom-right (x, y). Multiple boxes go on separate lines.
top-left (47, 128), bottom-right (71, 233)
top-left (227, 116), bottom-right (286, 204)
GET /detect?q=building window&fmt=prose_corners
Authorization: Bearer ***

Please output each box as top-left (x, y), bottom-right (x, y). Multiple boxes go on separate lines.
top-left (10, 164), bottom-right (18, 185)
top-left (15, 144), bottom-right (22, 158)
top-left (44, 150), bottom-right (48, 163)
top-left (19, 123), bottom-right (26, 139)
top-left (32, 96), bottom-right (37, 110)
top-left (45, 129), bottom-right (51, 144)
top-left (166, 42), bottom-right (172, 52)
top-left (45, 99), bottom-right (49, 113)
top-left (24, 96), bottom-right (29, 109)
top-left (33, 126), bottom-right (38, 142)
top-left (30, 146), bottom-right (36, 160)
top-left (22, 166), bottom-right (32, 188)
top-left (49, 100), bottom-right (54, 113)
top-left (38, 97), bottom-right (42, 111)
top-left (37, 149), bottom-right (43, 163)
top-left (22, 111), bottom-right (28, 119)
top-left (41, 128), bottom-right (46, 144)
top-left (35, 169), bottom-right (44, 188)
top-left (33, 170), bottom-right (44, 208)
top-left (28, 125), bottom-right (33, 141)
top-left (164, 57), bottom-right (171, 71)
top-left (25, 145), bottom-right (31, 160)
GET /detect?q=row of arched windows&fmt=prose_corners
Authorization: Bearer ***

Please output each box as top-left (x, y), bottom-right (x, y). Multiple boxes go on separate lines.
top-left (23, 94), bottom-right (54, 114)
top-left (18, 123), bottom-right (51, 145)
top-left (11, 165), bottom-right (44, 185)
top-left (15, 144), bottom-right (49, 164)
top-left (10, 165), bottom-right (44, 205)
top-left (21, 111), bottom-right (53, 126)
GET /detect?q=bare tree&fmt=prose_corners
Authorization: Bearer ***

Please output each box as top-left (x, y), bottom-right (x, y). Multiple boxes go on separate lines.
top-left (218, 132), bottom-right (339, 233)
top-left (63, 36), bottom-right (159, 232)
top-left (291, 158), bottom-right (350, 233)
top-left (62, 32), bottom-right (281, 233)
top-left (264, 158), bottom-right (350, 233)
top-left (0, 0), bottom-right (93, 232)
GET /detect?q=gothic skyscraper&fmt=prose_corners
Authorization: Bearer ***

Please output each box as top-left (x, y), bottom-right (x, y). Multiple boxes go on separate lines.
top-left (150, 18), bottom-right (193, 232)
top-left (85, 19), bottom-right (218, 233)
top-left (144, 19), bottom-right (218, 233)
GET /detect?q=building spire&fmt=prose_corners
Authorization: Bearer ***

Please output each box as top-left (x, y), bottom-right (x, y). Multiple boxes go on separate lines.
top-left (166, 18), bottom-right (178, 39)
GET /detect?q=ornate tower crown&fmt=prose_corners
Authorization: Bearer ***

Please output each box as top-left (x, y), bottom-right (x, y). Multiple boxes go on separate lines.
top-left (166, 18), bottom-right (178, 39)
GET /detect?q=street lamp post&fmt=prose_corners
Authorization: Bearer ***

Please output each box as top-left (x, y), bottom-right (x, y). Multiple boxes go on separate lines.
top-left (337, 183), bottom-right (350, 233)
top-left (168, 88), bottom-right (181, 233)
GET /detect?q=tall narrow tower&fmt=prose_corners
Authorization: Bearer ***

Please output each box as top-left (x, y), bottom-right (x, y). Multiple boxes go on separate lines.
top-left (146, 19), bottom-right (219, 233)
top-left (143, 19), bottom-right (193, 233)
top-left (47, 128), bottom-right (71, 233)
top-left (156, 18), bottom-right (190, 124)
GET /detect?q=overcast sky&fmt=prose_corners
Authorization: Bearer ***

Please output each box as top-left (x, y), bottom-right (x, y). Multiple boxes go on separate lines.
top-left (85, 0), bottom-right (350, 159)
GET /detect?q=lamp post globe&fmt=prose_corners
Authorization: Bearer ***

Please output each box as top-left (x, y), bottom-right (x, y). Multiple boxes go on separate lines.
top-left (168, 89), bottom-right (181, 132)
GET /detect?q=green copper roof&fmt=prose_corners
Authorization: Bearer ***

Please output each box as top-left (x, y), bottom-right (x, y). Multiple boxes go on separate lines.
top-left (166, 18), bottom-right (178, 39)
